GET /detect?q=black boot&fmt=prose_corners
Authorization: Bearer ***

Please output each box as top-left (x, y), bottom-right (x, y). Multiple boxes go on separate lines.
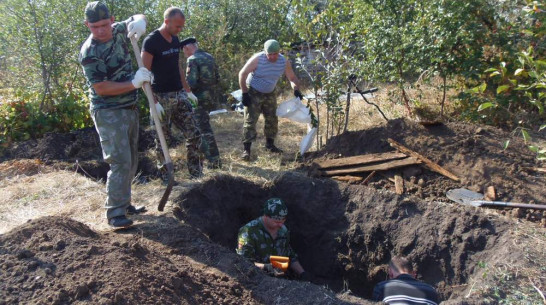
top-left (241, 142), bottom-right (251, 161)
top-left (265, 138), bottom-right (283, 153)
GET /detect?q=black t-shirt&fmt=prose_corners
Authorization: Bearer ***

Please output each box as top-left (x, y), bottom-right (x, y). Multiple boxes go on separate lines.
top-left (142, 30), bottom-right (182, 93)
top-left (373, 274), bottom-right (439, 305)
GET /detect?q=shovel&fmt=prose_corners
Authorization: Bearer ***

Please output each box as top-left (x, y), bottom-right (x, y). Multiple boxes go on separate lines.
top-left (130, 36), bottom-right (174, 212)
top-left (446, 188), bottom-right (546, 210)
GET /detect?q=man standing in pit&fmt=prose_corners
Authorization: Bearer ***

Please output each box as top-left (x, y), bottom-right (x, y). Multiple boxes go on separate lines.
top-left (79, 1), bottom-right (150, 228)
top-left (236, 198), bottom-right (311, 280)
top-left (141, 7), bottom-right (203, 178)
top-left (373, 256), bottom-right (439, 304)
top-left (238, 39), bottom-right (304, 161)
top-left (181, 37), bottom-right (222, 169)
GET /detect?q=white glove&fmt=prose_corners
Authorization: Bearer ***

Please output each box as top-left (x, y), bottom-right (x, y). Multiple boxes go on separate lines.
top-left (187, 92), bottom-right (198, 107)
top-left (155, 102), bottom-right (165, 121)
top-left (127, 17), bottom-right (146, 39)
top-left (131, 67), bottom-right (152, 89)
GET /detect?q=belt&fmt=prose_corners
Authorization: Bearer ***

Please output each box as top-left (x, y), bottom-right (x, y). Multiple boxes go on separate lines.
top-left (119, 103), bottom-right (138, 110)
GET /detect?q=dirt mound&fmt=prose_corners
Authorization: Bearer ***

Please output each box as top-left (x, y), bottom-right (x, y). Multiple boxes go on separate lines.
top-left (0, 127), bottom-right (159, 181)
top-left (0, 216), bottom-right (353, 305)
top-left (308, 118), bottom-right (546, 224)
top-left (177, 173), bottom-right (541, 303)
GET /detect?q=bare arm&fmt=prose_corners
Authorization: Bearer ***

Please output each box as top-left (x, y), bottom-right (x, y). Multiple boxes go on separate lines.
top-left (290, 260), bottom-right (305, 275)
top-left (238, 55), bottom-right (259, 93)
top-left (285, 60), bottom-right (301, 91)
top-left (92, 81), bottom-right (136, 96)
top-left (141, 50), bottom-right (153, 71)
top-left (181, 60), bottom-right (191, 92)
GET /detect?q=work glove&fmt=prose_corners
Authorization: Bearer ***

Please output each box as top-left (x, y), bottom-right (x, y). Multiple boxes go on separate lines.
top-left (131, 67), bottom-right (152, 89)
top-left (187, 92), bottom-right (198, 108)
top-left (154, 102), bottom-right (165, 121)
top-left (294, 89), bottom-right (304, 100)
top-left (242, 92), bottom-right (251, 107)
top-left (263, 264), bottom-right (284, 276)
top-left (127, 17), bottom-right (146, 39)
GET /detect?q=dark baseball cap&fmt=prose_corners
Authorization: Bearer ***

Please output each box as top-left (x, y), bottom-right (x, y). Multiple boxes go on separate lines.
top-left (85, 1), bottom-right (111, 23)
top-left (263, 198), bottom-right (288, 220)
top-left (180, 37), bottom-right (197, 48)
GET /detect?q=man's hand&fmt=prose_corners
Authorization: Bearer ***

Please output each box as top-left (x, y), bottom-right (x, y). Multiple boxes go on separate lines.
top-left (263, 263), bottom-right (284, 276)
top-left (155, 102), bottom-right (165, 121)
top-left (127, 18), bottom-right (146, 39)
top-left (187, 92), bottom-right (198, 107)
top-left (299, 271), bottom-right (314, 282)
top-left (242, 92), bottom-right (251, 107)
top-left (131, 67), bottom-right (152, 89)
top-left (294, 89), bottom-right (304, 100)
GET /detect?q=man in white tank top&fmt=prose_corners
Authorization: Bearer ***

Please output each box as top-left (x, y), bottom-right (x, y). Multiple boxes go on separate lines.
top-left (238, 39), bottom-right (303, 161)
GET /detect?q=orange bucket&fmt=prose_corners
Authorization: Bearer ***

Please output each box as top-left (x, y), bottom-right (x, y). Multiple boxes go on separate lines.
top-left (269, 256), bottom-right (290, 272)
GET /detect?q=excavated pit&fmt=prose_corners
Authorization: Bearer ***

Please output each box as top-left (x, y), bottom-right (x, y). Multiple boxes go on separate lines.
top-left (178, 172), bottom-right (515, 302)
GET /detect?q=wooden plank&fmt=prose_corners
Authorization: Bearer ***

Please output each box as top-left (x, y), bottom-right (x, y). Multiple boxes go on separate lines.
top-left (394, 175), bottom-right (404, 194)
top-left (362, 171), bottom-right (377, 185)
top-left (332, 175), bottom-right (363, 183)
top-left (314, 152), bottom-right (408, 169)
top-left (485, 186), bottom-right (496, 201)
top-left (387, 138), bottom-right (460, 182)
top-left (322, 157), bottom-right (421, 176)
top-left (522, 167), bottom-right (546, 174)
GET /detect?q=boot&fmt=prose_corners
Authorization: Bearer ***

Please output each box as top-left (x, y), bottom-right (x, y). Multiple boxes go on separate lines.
top-left (265, 138), bottom-right (283, 153)
top-left (241, 142), bottom-right (251, 161)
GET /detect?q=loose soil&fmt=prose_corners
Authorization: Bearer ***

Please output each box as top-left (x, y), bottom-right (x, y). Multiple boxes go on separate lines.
top-left (1, 118), bottom-right (545, 304)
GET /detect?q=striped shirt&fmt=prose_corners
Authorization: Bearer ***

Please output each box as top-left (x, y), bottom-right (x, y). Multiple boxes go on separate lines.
top-left (247, 51), bottom-right (286, 93)
top-left (372, 274), bottom-right (439, 305)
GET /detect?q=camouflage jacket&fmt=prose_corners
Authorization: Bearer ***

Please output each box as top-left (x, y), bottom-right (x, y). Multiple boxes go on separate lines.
top-left (79, 20), bottom-right (136, 111)
top-left (186, 49), bottom-right (220, 108)
top-left (236, 217), bottom-right (298, 264)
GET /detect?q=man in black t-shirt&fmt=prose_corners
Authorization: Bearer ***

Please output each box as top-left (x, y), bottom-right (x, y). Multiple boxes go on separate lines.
top-left (141, 7), bottom-right (203, 178)
top-left (373, 256), bottom-right (439, 305)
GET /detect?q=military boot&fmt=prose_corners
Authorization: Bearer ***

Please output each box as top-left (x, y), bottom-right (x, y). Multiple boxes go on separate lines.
top-left (241, 142), bottom-right (251, 161)
top-left (265, 138), bottom-right (283, 153)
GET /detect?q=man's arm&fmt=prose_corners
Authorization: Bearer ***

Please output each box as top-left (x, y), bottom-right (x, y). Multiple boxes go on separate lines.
top-left (92, 81), bottom-right (137, 96)
top-left (238, 55), bottom-right (259, 93)
top-left (142, 51), bottom-right (153, 71)
top-left (284, 60), bottom-right (301, 91)
top-left (181, 60), bottom-right (192, 92)
top-left (290, 261), bottom-right (305, 274)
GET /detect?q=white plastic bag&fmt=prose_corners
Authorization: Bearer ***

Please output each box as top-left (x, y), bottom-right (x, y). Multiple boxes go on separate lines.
top-left (277, 97), bottom-right (311, 123)
top-left (300, 125), bottom-right (317, 155)
top-left (231, 89), bottom-right (243, 102)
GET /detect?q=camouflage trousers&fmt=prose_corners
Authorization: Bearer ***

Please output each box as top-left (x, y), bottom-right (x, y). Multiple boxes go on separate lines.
top-left (92, 107), bottom-right (139, 220)
top-left (152, 90), bottom-right (203, 178)
top-left (242, 87), bottom-right (278, 143)
top-left (194, 106), bottom-right (221, 167)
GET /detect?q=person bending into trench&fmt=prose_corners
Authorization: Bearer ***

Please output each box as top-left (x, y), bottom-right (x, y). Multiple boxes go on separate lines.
top-left (236, 198), bottom-right (311, 281)
top-left (372, 256), bottom-right (439, 305)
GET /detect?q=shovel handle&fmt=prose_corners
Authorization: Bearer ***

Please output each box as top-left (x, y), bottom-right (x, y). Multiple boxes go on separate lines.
top-left (129, 37), bottom-right (172, 166)
top-left (473, 200), bottom-right (546, 210)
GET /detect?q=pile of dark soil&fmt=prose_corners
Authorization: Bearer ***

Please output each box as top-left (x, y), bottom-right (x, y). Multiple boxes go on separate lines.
top-left (0, 127), bottom-right (160, 181)
top-left (178, 173), bottom-right (536, 303)
top-left (0, 216), bottom-right (350, 305)
top-left (308, 119), bottom-right (546, 224)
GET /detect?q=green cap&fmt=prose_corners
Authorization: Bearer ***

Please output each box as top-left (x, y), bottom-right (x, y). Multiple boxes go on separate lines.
top-left (85, 1), bottom-right (110, 23)
top-left (263, 198), bottom-right (288, 220)
top-left (264, 39), bottom-right (280, 54)
top-left (180, 37), bottom-right (197, 48)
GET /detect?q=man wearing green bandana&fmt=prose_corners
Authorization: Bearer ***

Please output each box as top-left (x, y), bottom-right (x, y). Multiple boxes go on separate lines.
top-left (238, 39), bottom-right (304, 161)
top-left (236, 198), bottom-right (310, 279)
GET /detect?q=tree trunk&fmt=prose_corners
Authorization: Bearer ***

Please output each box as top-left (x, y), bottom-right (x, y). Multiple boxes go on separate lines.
top-left (343, 81), bottom-right (351, 133)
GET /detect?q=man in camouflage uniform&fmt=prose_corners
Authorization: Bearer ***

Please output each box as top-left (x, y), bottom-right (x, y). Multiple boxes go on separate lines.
top-left (141, 7), bottom-right (203, 178)
top-left (181, 37), bottom-right (221, 169)
top-left (238, 39), bottom-right (304, 161)
top-left (236, 198), bottom-right (310, 279)
top-left (79, 1), bottom-right (150, 228)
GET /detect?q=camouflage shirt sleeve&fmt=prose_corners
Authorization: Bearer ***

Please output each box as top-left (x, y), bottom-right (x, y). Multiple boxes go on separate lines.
top-left (236, 225), bottom-right (256, 261)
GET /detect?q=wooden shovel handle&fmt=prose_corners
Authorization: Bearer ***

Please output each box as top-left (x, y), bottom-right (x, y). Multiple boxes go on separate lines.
top-left (474, 201), bottom-right (546, 210)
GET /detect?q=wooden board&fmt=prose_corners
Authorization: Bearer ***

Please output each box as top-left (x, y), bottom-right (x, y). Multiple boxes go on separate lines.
top-left (314, 152), bottom-right (407, 169)
top-left (332, 175), bottom-right (363, 183)
top-left (322, 157), bottom-right (421, 176)
top-left (394, 175), bottom-right (404, 194)
top-left (387, 138), bottom-right (460, 182)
